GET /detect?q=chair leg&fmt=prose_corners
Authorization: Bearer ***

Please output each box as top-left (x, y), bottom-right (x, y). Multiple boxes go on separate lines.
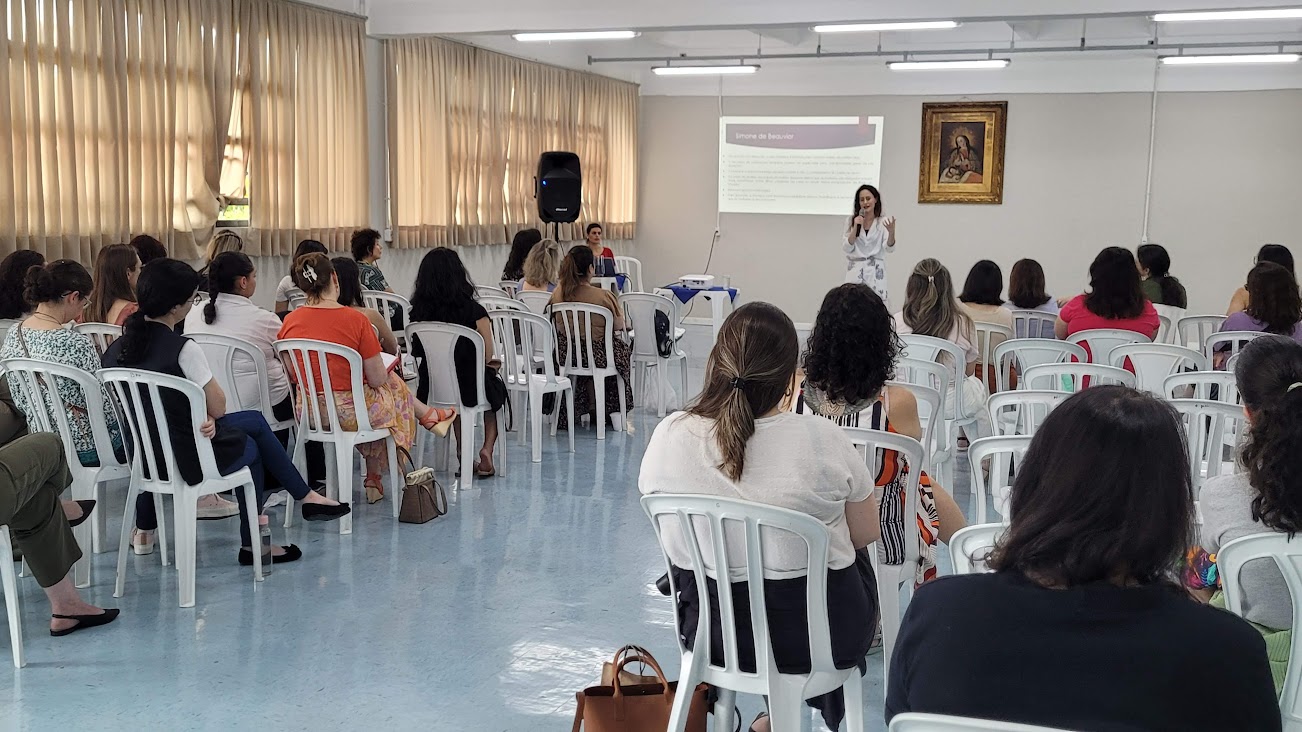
top-left (496, 409), bottom-right (507, 480)
top-left (843, 669), bottom-right (866, 732)
top-left (70, 476), bottom-right (93, 589)
top-left (335, 442), bottom-right (353, 535)
top-left (154, 492), bottom-right (170, 567)
top-left (565, 389), bottom-right (576, 453)
top-left (460, 415), bottom-right (476, 491)
top-left (114, 482), bottom-right (142, 599)
top-left (616, 373), bottom-right (629, 432)
top-left (531, 387), bottom-right (544, 463)
top-left (878, 574), bottom-right (902, 697)
top-left (768, 676), bottom-right (805, 732)
top-left (388, 438), bottom-right (401, 520)
top-left (713, 688), bottom-right (736, 732)
top-left (1, 526), bottom-right (24, 668)
top-left (666, 656), bottom-right (701, 732)
top-left (240, 484), bottom-right (263, 583)
top-left (594, 374), bottom-right (607, 440)
top-left (175, 491), bottom-right (199, 609)
top-left (516, 389), bottom-right (528, 446)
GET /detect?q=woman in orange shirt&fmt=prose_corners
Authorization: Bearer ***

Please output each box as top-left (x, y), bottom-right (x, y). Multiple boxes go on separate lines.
top-left (278, 253), bottom-right (454, 504)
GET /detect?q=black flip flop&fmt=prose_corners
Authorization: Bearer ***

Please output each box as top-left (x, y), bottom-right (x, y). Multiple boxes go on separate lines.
top-left (67, 500), bottom-right (97, 529)
top-left (49, 608), bottom-right (120, 637)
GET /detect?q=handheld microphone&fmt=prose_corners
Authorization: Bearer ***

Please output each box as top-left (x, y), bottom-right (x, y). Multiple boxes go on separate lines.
top-left (855, 207), bottom-right (867, 237)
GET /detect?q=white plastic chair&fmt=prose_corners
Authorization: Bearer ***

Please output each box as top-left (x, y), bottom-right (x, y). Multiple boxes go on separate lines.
top-left (614, 256), bottom-right (644, 293)
top-left (591, 276), bottom-right (621, 295)
top-left (899, 334), bottom-right (977, 490)
top-left (1066, 328), bottom-right (1149, 364)
top-left (620, 293), bottom-right (688, 418)
top-left (891, 712), bottom-right (1072, 731)
top-left (973, 322), bottom-right (1013, 394)
top-left (987, 390), bottom-right (1066, 437)
top-left (274, 339), bottom-right (401, 529)
top-left (498, 280), bottom-right (520, 298)
top-left (885, 379), bottom-right (940, 479)
top-left (1109, 343), bottom-right (1208, 396)
top-left (475, 284), bottom-right (508, 300)
top-left (948, 523), bottom-right (1006, 576)
top-left (190, 333), bottom-right (298, 525)
top-left (841, 427), bottom-right (925, 686)
top-left (487, 310), bottom-right (574, 463)
top-left (551, 302), bottom-right (629, 439)
top-left (1170, 399), bottom-right (1243, 501)
top-left (98, 369), bottom-right (262, 608)
top-left (515, 290), bottom-right (552, 315)
top-left (993, 339), bottom-right (1086, 393)
top-left (1178, 314), bottom-right (1226, 350)
top-left (406, 323), bottom-right (504, 489)
top-left (641, 494), bottom-right (866, 732)
top-left (0, 524), bottom-right (20, 667)
top-left (1205, 330), bottom-right (1266, 365)
top-left (73, 322), bottom-right (122, 358)
top-left (1152, 303), bottom-right (1186, 345)
top-left (1008, 310), bottom-right (1057, 340)
top-left (1022, 363), bottom-right (1136, 392)
top-left (286, 293), bottom-right (308, 311)
top-left (1218, 533), bottom-right (1302, 730)
top-left (967, 436), bottom-right (1031, 524)
top-left (1164, 371), bottom-right (1238, 403)
top-left (1156, 314), bottom-right (1172, 344)
top-left (4, 359), bottom-right (131, 587)
top-left (481, 297), bottom-right (526, 313)
top-left (362, 290), bottom-right (411, 348)
top-left (893, 358), bottom-right (952, 485)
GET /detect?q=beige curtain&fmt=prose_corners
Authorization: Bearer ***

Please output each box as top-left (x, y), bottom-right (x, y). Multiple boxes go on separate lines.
top-left (387, 37), bottom-right (638, 248)
top-left (238, 1), bottom-right (368, 256)
top-left (1, 0), bottom-right (239, 260)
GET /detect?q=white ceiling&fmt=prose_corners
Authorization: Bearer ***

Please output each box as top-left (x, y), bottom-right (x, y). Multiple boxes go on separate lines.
top-left (318, 0), bottom-right (1302, 95)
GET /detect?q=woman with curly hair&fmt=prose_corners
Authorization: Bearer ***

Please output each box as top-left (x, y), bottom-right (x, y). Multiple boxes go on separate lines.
top-left (1201, 335), bottom-right (1302, 691)
top-left (799, 283), bottom-right (966, 585)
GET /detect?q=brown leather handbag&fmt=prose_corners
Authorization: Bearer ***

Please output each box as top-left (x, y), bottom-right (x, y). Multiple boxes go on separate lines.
top-left (571, 645), bottom-right (709, 732)
top-left (397, 447), bottom-right (446, 524)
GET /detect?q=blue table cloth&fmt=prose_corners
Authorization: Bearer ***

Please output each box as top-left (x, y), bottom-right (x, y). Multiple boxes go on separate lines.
top-left (663, 285), bottom-right (739, 305)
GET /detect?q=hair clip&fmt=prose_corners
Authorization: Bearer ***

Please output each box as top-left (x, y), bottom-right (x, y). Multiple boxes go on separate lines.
top-left (730, 376), bottom-right (748, 390)
top-left (302, 265), bottom-right (318, 283)
top-left (1288, 382), bottom-right (1302, 393)
top-left (927, 275), bottom-right (935, 283)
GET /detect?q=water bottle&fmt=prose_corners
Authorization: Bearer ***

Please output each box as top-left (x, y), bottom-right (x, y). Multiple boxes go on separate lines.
top-left (259, 513), bottom-right (274, 575)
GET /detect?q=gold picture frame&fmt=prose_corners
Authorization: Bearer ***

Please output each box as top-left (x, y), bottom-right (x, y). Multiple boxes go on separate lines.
top-left (918, 101), bottom-right (1008, 204)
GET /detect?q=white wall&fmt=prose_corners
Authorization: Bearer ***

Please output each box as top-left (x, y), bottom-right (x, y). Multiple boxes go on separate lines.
top-left (636, 89), bottom-right (1302, 323)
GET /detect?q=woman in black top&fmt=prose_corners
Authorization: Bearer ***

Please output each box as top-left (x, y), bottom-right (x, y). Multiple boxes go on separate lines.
top-left (887, 385), bottom-right (1280, 731)
top-left (501, 228), bottom-right (542, 282)
top-left (409, 248), bottom-right (506, 478)
top-left (103, 259), bottom-right (349, 566)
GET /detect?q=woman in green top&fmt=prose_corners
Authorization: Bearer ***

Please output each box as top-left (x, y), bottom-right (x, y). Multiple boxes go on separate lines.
top-left (1137, 243), bottom-right (1187, 308)
top-left (351, 228), bottom-right (391, 293)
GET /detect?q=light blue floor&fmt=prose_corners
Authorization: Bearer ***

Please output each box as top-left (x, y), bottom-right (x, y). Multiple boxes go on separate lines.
top-left (0, 409), bottom-right (974, 731)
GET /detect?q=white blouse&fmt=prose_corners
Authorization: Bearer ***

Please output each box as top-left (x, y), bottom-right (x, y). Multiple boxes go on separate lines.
top-left (183, 293), bottom-right (291, 408)
top-left (842, 217), bottom-right (894, 262)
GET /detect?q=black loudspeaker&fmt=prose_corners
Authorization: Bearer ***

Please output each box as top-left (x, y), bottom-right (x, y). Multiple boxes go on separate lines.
top-left (536, 151), bottom-right (582, 223)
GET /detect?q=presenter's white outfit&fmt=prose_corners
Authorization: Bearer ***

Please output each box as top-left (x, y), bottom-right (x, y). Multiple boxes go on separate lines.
top-left (843, 217), bottom-right (894, 305)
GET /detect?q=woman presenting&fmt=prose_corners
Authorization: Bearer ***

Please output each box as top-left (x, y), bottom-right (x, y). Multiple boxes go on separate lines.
top-left (843, 184), bottom-right (897, 304)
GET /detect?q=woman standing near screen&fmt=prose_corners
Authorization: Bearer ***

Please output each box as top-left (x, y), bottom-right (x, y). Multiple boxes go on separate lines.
top-left (843, 184), bottom-right (897, 305)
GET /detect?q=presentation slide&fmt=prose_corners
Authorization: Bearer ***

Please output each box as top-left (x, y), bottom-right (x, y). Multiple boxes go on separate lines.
top-left (718, 116), bottom-right (884, 216)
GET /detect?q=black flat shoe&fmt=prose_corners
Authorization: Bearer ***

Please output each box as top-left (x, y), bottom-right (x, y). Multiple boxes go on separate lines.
top-left (301, 503), bottom-right (351, 522)
top-left (50, 608), bottom-right (120, 637)
top-left (238, 544), bottom-right (303, 566)
top-left (67, 500), bottom-right (97, 529)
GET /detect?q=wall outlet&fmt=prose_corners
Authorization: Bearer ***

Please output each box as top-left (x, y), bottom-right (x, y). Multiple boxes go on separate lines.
top-left (382, 227), bottom-right (393, 242)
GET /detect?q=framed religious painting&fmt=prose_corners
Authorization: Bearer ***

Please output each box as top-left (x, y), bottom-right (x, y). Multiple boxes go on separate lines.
top-left (918, 101), bottom-right (1008, 204)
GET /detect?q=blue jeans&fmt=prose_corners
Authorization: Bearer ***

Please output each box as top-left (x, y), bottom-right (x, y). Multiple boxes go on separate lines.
top-left (133, 411), bottom-right (313, 547)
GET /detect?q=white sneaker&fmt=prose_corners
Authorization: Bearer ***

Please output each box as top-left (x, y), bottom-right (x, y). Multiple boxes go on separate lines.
top-left (196, 494), bottom-right (240, 520)
top-left (131, 529), bottom-right (156, 556)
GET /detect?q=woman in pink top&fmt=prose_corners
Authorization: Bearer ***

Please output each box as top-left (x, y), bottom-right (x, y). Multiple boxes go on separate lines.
top-left (1055, 247), bottom-right (1160, 354)
top-left (86, 244), bottom-right (141, 326)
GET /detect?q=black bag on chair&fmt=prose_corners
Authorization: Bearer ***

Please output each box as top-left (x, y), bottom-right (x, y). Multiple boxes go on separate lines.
top-left (654, 311), bottom-right (673, 358)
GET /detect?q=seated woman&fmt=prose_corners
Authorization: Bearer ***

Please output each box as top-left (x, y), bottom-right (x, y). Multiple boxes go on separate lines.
top-left (799, 283), bottom-right (966, 585)
top-left (409, 248), bottom-right (505, 478)
top-left (548, 246), bottom-right (634, 429)
top-left (278, 253), bottom-right (453, 504)
top-left (640, 302), bottom-right (880, 732)
top-left (887, 386), bottom-right (1279, 730)
top-left (519, 239), bottom-right (561, 293)
top-left (0, 249), bottom-right (45, 320)
top-left (894, 258), bottom-right (991, 438)
top-left (501, 228), bottom-right (542, 282)
top-left (103, 258), bottom-right (349, 564)
top-left (86, 243), bottom-right (141, 326)
top-left (274, 239), bottom-right (328, 316)
top-left (0, 260), bottom-right (138, 525)
top-left (1229, 244), bottom-right (1295, 316)
top-left (0, 432), bottom-right (119, 636)
top-left (1055, 247), bottom-right (1160, 353)
top-left (128, 234), bottom-right (167, 267)
top-left (958, 259), bottom-right (1014, 392)
top-left (1137, 243), bottom-right (1188, 308)
top-left (1214, 262), bottom-right (1302, 368)
top-left (331, 257), bottom-right (399, 356)
top-left (1003, 258), bottom-right (1059, 338)
top-left (1201, 335), bottom-right (1302, 692)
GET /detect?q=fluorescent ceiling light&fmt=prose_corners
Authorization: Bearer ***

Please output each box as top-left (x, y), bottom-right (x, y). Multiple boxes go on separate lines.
top-left (1161, 53), bottom-right (1300, 65)
top-left (1153, 9), bottom-right (1302, 22)
top-left (888, 59), bottom-right (1010, 70)
top-left (651, 65), bottom-right (759, 76)
top-left (813, 20), bottom-right (960, 33)
top-left (512, 30), bottom-right (638, 42)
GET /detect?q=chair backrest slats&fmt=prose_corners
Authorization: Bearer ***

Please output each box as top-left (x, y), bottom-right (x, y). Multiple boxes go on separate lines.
top-left (98, 369), bottom-right (222, 487)
top-left (273, 339), bottom-right (372, 435)
top-left (406, 323), bottom-right (488, 410)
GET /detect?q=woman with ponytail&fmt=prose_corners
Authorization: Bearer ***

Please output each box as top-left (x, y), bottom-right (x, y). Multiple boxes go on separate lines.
top-left (274, 239), bottom-right (328, 316)
top-left (1137, 243), bottom-right (1188, 308)
top-left (895, 258), bottom-right (992, 438)
top-left (0, 249), bottom-right (45, 319)
top-left (547, 245), bottom-right (634, 430)
top-left (1201, 335), bottom-right (1302, 690)
top-left (640, 302), bottom-right (881, 732)
top-left (104, 259), bottom-right (349, 563)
